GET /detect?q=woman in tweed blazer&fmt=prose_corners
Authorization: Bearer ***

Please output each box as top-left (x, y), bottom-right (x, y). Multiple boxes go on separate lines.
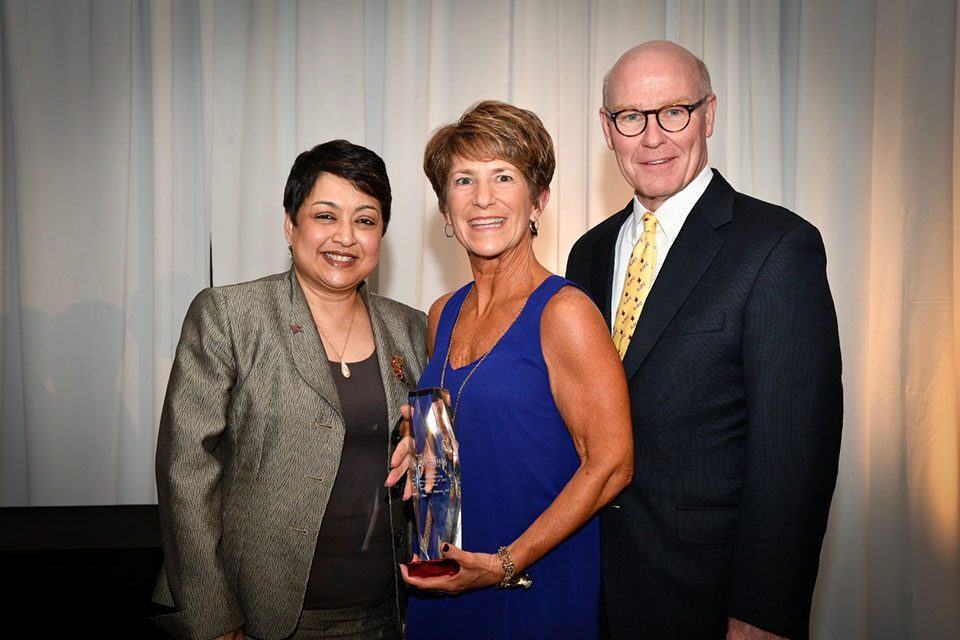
top-left (152, 141), bottom-right (427, 640)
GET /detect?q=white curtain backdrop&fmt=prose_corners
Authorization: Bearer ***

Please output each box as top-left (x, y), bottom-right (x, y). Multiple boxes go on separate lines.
top-left (1, 1), bottom-right (957, 637)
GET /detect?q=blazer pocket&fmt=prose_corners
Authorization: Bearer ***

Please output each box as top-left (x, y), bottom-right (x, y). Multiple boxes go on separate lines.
top-left (668, 313), bottom-right (726, 335)
top-left (676, 506), bottom-right (739, 545)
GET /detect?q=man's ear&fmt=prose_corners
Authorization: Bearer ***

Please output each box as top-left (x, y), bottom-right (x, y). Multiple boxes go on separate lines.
top-left (703, 93), bottom-right (717, 139)
top-left (600, 108), bottom-right (616, 150)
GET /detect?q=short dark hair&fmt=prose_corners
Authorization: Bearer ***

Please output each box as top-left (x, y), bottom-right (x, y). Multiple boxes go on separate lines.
top-left (423, 100), bottom-right (555, 209)
top-left (283, 139), bottom-right (392, 233)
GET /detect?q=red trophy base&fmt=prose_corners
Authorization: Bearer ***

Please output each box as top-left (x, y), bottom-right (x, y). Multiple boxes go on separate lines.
top-left (407, 558), bottom-right (460, 578)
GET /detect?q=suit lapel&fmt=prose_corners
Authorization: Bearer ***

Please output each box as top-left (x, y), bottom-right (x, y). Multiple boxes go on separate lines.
top-left (621, 171), bottom-right (734, 381)
top-left (285, 269), bottom-right (344, 417)
top-left (593, 203), bottom-right (634, 327)
top-left (363, 289), bottom-right (412, 430)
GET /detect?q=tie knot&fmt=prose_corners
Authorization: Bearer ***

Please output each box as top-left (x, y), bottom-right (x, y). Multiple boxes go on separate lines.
top-left (642, 211), bottom-right (657, 234)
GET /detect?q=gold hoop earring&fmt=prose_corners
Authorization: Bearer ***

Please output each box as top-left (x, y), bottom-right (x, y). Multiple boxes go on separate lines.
top-left (443, 222), bottom-right (455, 238)
top-left (288, 245), bottom-right (293, 259)
top-left (529, 220), bottom-right (539, 237)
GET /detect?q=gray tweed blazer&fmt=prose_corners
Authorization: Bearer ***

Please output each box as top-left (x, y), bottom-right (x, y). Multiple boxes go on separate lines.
top-left (151, 269), bottom-right (428, 640)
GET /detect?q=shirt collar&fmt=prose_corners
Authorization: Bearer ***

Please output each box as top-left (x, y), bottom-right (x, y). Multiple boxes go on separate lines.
top-left (631, 165), bottom-right (714, 243)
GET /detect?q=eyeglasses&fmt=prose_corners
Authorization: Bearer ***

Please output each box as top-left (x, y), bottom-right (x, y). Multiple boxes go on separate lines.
top-left (605, 95), bottom-right (710, 137)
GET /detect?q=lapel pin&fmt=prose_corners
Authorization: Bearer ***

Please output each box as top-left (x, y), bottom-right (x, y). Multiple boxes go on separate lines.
top-left (391, 355), bottom-right (409, 387)
top-left (290, 323), bottom-right (303, 333)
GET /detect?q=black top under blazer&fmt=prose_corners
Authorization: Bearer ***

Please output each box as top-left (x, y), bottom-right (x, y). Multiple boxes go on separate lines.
top-left (151, 269), bottom-right (428, 640)
top-left (566, 170), bottom-right (843, 639)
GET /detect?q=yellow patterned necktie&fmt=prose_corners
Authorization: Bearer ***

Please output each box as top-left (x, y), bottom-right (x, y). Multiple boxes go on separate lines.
top-left (613, 212), bottom-right (658, 359)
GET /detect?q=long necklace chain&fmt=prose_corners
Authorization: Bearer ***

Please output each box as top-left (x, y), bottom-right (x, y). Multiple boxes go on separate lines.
top-left (440, 286), bottom-right (521, 424)
top-left (317, 292), bottom-right (359, 379)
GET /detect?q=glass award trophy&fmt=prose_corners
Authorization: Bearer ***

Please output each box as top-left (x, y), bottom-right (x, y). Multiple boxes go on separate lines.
top-left (407, 387), bottom-right (461, 578)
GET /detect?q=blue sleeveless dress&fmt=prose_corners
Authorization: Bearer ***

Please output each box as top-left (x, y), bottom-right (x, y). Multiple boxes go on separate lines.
top-left (405, 275), bottom-right (600, 639)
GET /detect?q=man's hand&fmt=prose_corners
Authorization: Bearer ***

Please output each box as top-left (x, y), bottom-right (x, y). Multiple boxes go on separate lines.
top-left (214, 629), bottom-right (244, 640)
top-left (727, 617), bottom-right (788, 640)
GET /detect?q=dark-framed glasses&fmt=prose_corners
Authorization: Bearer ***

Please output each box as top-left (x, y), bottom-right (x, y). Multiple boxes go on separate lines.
top-left (605, 95), bottom-right (710, 137)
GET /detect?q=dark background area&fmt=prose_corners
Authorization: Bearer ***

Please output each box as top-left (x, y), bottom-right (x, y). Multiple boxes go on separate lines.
top-left (1, 505), bottom-right (172, 637)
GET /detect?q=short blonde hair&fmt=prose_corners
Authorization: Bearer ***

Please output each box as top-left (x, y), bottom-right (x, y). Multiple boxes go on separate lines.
top-left (423, 100), bottom-right (555, 208)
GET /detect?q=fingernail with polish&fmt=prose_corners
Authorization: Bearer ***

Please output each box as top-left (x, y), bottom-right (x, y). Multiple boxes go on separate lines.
top-left (442, 543), bottom-right (449, 552)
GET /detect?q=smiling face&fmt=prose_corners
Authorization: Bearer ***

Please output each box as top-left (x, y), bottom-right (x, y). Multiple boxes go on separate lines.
top-left (284, 172), bottom-right (383, 296)
top-left (442, 156), bottom-right (548, 261)
top-left (601, 42), bottom-right (716, 211)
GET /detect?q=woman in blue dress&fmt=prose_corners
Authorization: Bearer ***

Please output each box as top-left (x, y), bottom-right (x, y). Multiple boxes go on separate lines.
top-left (387, 101), bottom-right (634, 638)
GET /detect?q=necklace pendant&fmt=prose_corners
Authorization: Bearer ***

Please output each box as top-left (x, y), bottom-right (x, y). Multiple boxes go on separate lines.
top-left (340, 360), bottom-right (351, 379)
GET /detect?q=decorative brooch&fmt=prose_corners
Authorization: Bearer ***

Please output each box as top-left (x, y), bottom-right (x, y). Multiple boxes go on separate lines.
top-left (290, 323), bottom-right (303, 333)
top-left (391, 355), bottom-right (409, 387)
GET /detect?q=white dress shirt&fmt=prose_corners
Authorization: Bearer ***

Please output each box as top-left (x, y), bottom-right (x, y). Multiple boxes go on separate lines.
top-left (609, 165), bottom-right (715, 329)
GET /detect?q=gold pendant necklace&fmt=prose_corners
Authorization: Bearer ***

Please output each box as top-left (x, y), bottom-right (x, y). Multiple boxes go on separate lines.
top-left (440, 286), bottom-right (522, 423)
top-left (317, 293), bottom-right (359, 379)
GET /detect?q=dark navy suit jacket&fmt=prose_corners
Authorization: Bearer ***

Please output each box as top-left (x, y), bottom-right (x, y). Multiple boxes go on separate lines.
top-left (566, 170), bottom-right (842, 639)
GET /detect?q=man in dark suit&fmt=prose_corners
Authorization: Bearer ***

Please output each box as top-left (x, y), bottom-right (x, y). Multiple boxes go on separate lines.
top-left (566, 41), bottom-right (842, 640)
